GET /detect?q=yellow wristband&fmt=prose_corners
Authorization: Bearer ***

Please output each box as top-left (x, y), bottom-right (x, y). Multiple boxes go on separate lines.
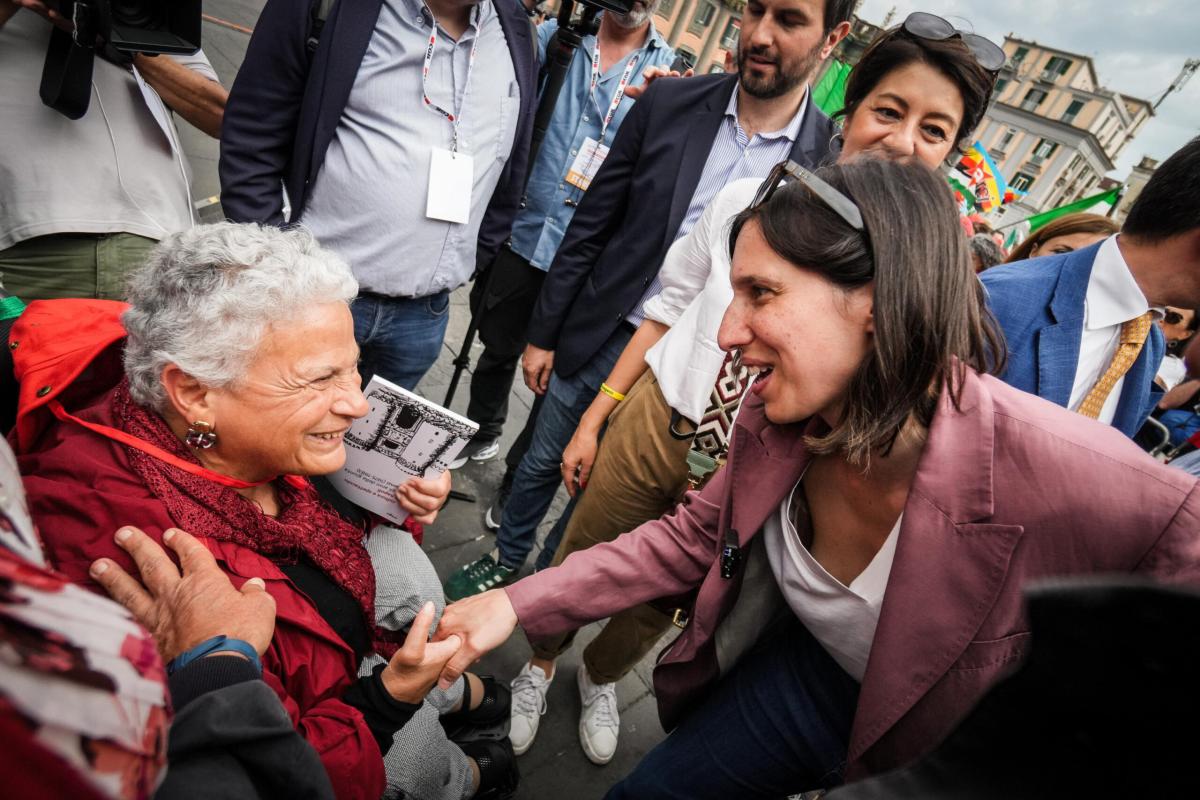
top-left (599, 382), bottom-right (626, 402)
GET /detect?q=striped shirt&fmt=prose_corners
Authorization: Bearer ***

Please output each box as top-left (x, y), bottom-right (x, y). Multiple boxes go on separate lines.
top-left (626, 86), bottom-right (809, 326)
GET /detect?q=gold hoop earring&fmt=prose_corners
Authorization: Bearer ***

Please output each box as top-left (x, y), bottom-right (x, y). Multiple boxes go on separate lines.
top-left (185, 420), bottom-right (217, 449)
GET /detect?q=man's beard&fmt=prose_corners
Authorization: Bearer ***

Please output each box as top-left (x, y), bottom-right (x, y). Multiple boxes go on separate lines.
top-left (611, 1), bottom-right (657, 30)
top-left (737, 37), bottom-right (825, 99)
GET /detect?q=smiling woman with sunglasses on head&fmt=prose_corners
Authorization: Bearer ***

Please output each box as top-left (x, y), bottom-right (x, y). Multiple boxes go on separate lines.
top-left (436, 158), bottom-right (1200, 799)
top-left (489, 13), bottom-right (1002, 761)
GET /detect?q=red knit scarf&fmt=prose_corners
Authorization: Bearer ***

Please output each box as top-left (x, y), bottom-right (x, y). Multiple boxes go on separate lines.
top-left (109, 381), bottom-right (389, 652)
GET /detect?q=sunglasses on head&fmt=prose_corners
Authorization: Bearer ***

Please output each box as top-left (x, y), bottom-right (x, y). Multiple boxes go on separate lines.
top-left (1164, 310), bottom-right (1186, 326)
top-left (902, 11), bottom-right (1006, 73)
top-left (751, 160), bottom-right (865, 233)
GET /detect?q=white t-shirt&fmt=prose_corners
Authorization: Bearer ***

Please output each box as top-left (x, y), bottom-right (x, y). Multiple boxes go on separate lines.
top-left (762, 480), bottom-right (900, 682)
top-left (0, 12), bottom-right (216, 250)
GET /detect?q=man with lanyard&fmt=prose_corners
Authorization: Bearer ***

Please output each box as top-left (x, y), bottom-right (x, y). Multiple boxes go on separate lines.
top-left (219, 0), bottom-right (537, 391)
top-left (444, 0), bottom-right (852, 766)
top-left (453, 1), bottom-right (673, 494)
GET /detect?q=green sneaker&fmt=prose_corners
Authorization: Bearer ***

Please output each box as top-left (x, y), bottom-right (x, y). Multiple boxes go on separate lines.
top-left (444, 550), bottom-right (519, 601)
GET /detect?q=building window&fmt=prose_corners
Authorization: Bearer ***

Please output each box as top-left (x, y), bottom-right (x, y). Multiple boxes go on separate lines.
top-left (994, 77), bottom-right (1009, 97)
top-left (1061, 98), bottom-right (1085, 125)
top-left (997, 127), bottom-right (1017, 150)
top-left (692, 2), bottom-right (716, 28)
top-left (1044, 56), bottom-right (1072, 75)
top-left (1032, 138), bottom-right (1059, 161)
top-left (1020, 88), bottom-right (1047, 112)
top-left (657, 0), bottom-right (675, 17)
top-left (720, 18), bottom-right (739, 50)
top-left (1011, 172), bottom-right (1035, 192)
top-left (709, 62), bottom-right (725, 74)
top-left (1012, 46), bottom-right (1029, 63)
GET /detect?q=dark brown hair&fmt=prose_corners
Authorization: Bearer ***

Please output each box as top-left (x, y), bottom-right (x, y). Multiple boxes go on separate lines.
top-left (840, 25), bottom-right (997, 154)
top-left (729, 160), bottom-right (1006, 463)
top-left (1004, 212), bottom-right (1118, 263)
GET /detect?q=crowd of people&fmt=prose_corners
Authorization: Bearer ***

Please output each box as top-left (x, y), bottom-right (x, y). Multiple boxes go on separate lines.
top-left (1, 0), bottom-right (1199, 798)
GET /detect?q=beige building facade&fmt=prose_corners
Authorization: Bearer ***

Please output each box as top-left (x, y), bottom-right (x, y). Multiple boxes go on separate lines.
top-left (651, 0), bottom-right (742, 74)
top-left (980, 37), bottom-right (1153, 223)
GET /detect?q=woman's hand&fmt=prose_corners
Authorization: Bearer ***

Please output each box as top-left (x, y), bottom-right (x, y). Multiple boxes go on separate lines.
top-left (560, 421), bottom-right (601, 497)
top-left (433, 589), bottom-right (519, 690)
top-left (396, 470), bottom-right (452, 524)
top-left (380, 602), bottom-right (462, 703)
top-left (89, 526), bottom-right (276, 662)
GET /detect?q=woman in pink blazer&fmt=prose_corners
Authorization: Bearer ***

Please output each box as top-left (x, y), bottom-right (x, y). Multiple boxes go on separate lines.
top-left (437, 158), bottom-right (1200, 798)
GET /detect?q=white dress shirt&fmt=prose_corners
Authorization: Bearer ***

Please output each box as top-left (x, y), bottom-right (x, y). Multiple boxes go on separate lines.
top-left (761, 479), bottom-right (900, 682)
top-left (642, 178), bottom-right (759, 423)
top-left (1067, 235), bottom-right (1159, 425)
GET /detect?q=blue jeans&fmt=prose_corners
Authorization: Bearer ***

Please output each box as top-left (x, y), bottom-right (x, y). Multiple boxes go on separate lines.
top-left (351, 291), bottom-right (450, 391)
top-left (495, 326), bottom-right (632, 568)
top-left (605, 618), bottom-right (860, 800)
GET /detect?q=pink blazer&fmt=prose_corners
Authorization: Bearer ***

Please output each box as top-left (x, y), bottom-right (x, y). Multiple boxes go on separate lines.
top-left (506, 367), bottom-right (1200, 779)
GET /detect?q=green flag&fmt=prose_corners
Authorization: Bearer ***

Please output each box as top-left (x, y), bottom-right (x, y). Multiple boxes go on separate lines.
top-left (813, 60), bottom-right (852, 116)
top-left (1026, 186), bottom-right (1122, 232)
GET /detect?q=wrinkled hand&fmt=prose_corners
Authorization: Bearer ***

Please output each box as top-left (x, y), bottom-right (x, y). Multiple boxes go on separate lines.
top-left (90, 527), bottom-right (276, 662)
top-left (521, 344), bottom-right (555, 395)
top-left (623, 65), bottom-right (694, 99)
top-left (380, 602), bottom-right (462, 703)
top-left (433, 589), bottom-right (518, 690)
top-left (560, 422), bottom-right (600, 497)
top-left (397, 470), bottom-right (452, 524)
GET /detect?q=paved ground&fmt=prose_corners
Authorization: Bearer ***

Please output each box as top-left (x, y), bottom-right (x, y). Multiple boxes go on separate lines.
top-left (187, 4), bottom-right (670, 796)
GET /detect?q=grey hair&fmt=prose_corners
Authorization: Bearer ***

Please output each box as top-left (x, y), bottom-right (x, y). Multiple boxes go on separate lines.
top-left (968, 233), bottom-right (1005, 272)
top-left (123, 223), bottom-right (358, 413)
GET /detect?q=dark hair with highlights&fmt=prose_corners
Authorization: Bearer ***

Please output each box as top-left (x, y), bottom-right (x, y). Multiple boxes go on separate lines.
top-left (728, 159), bottom-right (1006, 463)
top-left (1004, 212), bottom-right (1118, 263)
top-left (840, 25), bottom-right (997, 154)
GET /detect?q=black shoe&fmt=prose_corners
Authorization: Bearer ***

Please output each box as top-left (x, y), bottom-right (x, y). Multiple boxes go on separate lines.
top-left (485, 481), bottom-right (511, 531)
top-left (460, 738), bottom-right (519, 800)
top-left (441, 675), bottom-right (511, 741)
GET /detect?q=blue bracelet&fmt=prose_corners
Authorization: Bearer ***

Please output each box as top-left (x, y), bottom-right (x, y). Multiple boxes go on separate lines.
top-left (167, 635), bottom-right (263, 676)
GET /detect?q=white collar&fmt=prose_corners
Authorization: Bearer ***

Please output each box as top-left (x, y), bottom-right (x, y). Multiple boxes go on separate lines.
top-left (1085, 234), bottom-right (1161, 331)
top-left (725, 85), bottom-right (809, 143)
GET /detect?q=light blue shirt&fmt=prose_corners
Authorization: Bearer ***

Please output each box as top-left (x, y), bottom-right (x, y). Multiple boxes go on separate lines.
top-left (627, 85), bottom-right (808, 325)
top-left (507, 17), bottom-right (673, 271)
top-left (301, 0), bottom-right (519, 298)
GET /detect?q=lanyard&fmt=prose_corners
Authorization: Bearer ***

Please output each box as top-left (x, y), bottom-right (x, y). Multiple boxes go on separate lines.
top-left (421, 9), bottom-right (481, 153)
top-left (48, 399), bottom-right (307, 491)
top-left (588, 45), bottom-right (640, 144)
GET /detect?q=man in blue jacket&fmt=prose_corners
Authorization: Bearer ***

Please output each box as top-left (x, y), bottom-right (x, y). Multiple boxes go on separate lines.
top-left (219, 0), bottom-right (537, 390)
top-left (981, 136), bottom-right (1200, 437)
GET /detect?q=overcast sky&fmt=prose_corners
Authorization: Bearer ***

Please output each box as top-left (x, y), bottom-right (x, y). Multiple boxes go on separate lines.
top-left (855, 0), bottom-right (1199, 178)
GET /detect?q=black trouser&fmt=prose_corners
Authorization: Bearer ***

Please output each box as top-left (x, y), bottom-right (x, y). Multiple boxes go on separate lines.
top-left (467, 247), bottom-right (547, 444)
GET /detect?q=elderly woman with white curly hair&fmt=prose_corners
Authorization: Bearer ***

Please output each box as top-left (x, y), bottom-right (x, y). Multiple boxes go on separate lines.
top-left (14, 223), bottom-right (518, 800)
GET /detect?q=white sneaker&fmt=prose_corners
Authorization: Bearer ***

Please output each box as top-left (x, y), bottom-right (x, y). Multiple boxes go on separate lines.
top-left (509, 663), bottom-right (553, 755)
top-left (577, 665), bottom-right (619, 765)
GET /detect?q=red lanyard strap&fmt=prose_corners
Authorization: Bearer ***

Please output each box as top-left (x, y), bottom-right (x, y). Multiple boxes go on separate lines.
top-left (46, 399), bottom-right (301, 490)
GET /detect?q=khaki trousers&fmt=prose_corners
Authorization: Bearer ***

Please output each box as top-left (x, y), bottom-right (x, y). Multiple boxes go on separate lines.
top-left (0, 232), bottom-right (157, 300)
top-left (530, 371), bottom-right (694, 684)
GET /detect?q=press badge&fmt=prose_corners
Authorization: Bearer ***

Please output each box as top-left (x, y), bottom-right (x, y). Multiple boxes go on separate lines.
top-left (426, 148), bottom-right (474, 224)
top-left (564, 137), bottom-right (609, 192)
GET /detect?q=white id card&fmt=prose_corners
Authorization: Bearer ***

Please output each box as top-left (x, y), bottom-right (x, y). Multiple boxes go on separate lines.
top-left (426, 148), bottom-right (474, 224)
top-left (564, 137), bottom-right (609, 192)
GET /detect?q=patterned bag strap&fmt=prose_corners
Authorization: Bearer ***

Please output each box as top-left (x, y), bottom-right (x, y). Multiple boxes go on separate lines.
top-left (686, 349), bottom-right (753, 490)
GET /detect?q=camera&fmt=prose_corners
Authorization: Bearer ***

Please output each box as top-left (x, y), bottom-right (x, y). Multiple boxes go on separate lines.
top-left (40, 0), bottom-right (202, 119)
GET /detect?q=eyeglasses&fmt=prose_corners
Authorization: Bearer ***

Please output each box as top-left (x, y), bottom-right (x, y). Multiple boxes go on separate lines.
top-left (902, 12), bottom-right (1006, 73)
top-left (751, 160), bottom-right (865, 233)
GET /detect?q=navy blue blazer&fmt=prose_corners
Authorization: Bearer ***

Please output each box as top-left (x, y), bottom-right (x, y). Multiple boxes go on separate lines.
top-left (218, 0), bottom-right (537, 271)
top-left (980, 241), bottom-right (1165, 438)
top-left (527, 72), bottom-right (836, 379)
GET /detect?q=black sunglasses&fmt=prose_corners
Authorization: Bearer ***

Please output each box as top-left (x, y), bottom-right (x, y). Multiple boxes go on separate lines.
top-left (751, 160), bottom-right (865, 233)
top-left (902, 12), bottom-right (1006, 73)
